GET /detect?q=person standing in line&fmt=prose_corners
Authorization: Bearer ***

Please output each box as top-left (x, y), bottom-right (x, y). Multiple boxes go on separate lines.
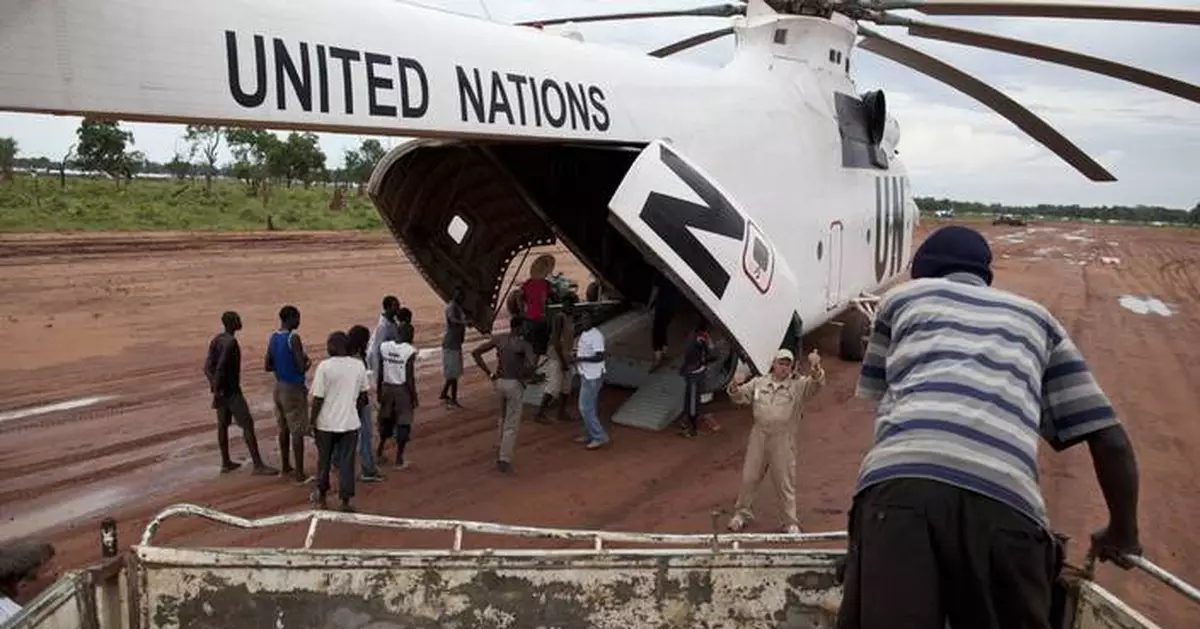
top-left (377, 324), bottom-right (419, 471)
top-left (570, 311), bottom-right (610, 450)
top-left (534, 294), bottom-right (577, 424)
top-left (366, 295), bottom-right (401, 380)
top-left (309, 331), bottom-right (370, 513)
top-left (724, 348), bottom-right (826, 534)
top-left (204, 311), bottom-right (278, 476)
top-left (264, 305), bottom-right (312, 485)
top-left (347, 324), bottom-right (384, 483)
top-left (835, 225), bottom-right (1141, 629)
top-left (678, 319), bottom-right (722, 437)
top-left (439, 287), bottom-right (469, 409)
top-left (471, 316), bottom-right (537, 474)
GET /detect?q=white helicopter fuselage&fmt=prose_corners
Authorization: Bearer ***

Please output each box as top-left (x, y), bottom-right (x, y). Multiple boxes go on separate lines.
top-left (0, 0), bottom-right (917, 374)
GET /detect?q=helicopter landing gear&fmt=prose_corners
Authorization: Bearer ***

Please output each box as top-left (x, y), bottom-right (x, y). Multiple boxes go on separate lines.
top-left (838, 295), bottom-right (879, 362)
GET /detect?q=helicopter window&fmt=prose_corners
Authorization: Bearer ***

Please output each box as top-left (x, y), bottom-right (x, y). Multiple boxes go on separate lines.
top-left (829, 49), bottom-right (837, 63)
top-left (773, 29), bottom-right (787, 45)
top-left (447, 214), bottom-right (470, 245)
top-left (816, 240), bottom-right (824, 261)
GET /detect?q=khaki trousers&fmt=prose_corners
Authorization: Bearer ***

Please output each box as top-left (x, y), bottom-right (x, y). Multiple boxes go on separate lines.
top-left (495, 378), bottom-right (524, 462)
top-left (732, 424), bottom-right (798, 527)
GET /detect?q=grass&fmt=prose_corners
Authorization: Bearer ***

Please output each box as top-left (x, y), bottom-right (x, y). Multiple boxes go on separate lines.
top-left (0, 175), bottom-right (385, 232)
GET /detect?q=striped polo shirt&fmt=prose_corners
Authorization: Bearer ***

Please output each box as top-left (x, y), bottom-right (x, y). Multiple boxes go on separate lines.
top-left (854, 272), bottom-right (1121, 530)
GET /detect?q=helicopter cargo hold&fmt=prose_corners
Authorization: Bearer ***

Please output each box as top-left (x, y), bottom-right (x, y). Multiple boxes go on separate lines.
top-left (4, 504), bottom-right (1197, 629)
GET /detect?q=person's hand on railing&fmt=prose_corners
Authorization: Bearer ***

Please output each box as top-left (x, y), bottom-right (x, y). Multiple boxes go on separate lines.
top-left (1090, 524), bottom-right (1142, 570)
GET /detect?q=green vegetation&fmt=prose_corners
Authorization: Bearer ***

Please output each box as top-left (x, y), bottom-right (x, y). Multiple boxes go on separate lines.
top-left (0, 175), bottom-right (383, 232)
top-left (916, 197), bottom-right (1200, 227)
top-left (2, 118), bottom-right (1197, 232)
top-left (0, 119), bottom-right (388, 232)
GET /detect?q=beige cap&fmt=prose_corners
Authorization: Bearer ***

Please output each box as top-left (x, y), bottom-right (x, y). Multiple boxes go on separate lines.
top-left (775, 349), bottom-right (795, 362)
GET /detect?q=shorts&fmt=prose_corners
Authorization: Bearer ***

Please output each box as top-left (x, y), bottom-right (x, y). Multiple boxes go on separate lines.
top-left (214, 392), bottom-right (253, 429)
top-left (542, 354), bottom-right (572, 396)
top-left (378, 382), bottom-right (414, 434)
top-left (273, 382), bottom-right (309, 434)
top-left (525, 317), bottom-right (550, 355)
top-left (442, 348), bottom-right (463, 380)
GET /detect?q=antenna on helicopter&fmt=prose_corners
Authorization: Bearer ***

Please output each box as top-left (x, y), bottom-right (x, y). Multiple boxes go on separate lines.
top-left (515, 0), bottom-right (1200, 182)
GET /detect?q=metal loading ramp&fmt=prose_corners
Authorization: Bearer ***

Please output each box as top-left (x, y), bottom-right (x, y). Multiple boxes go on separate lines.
top-left (610, 357), bottom-right (688, 431)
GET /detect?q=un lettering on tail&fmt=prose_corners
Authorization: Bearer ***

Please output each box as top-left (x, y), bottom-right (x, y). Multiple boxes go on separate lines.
top-left (608, 140), bottom-right (801, 374)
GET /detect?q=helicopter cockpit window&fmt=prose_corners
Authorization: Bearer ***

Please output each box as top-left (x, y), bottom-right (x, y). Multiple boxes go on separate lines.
top-left (447, 214), bottom-right (470, 245)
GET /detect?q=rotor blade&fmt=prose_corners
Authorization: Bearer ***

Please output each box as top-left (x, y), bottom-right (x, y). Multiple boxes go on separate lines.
top-left (516, 3), bottom-right (744, 27)
top-left (650, 27), bottom-right (735, 57)
top-left (873, 1), bottom-right (1200, 25)
top-left (877, 18), bottom-right (1200, 105)
top-left (856, 25), bottom-right (1115, 181)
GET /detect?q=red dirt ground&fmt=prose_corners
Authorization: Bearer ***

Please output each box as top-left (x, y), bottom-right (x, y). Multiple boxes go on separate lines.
top-left (1, 223), bottom-right (1198, 626)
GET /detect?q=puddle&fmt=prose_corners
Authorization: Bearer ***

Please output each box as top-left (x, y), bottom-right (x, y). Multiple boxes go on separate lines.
top-left (1100, 257), bottom-right (1120, 265)
top-left (1034, 247), bottom-right (1061, 256)
top-left (1118, 295), bottom-right (1173, 317)
top-left (0, 395), bottom-right (117, 424)
top-left (1107, 241), bottom-right (1120, 247)
top-left (0, 485), bottom-right (136, 542)
top-left (1061, 229), bottom-right (1093, 243)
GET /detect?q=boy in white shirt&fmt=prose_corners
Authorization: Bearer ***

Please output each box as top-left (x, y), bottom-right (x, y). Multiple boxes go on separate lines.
top-left (570, 311), bottom-right (610, 449)
top-left (377, 324), bottom-right (419, 470)
top-left (309, 331), bottom-right (370, 512)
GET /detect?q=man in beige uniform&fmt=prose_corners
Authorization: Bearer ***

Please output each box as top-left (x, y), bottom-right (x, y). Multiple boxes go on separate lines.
top-left (725, 348), bottom-right (826, 534)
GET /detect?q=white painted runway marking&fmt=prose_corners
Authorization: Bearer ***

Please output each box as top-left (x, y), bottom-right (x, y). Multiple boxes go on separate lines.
top-left (0, 395), bottom-right (117, 424)
top-left (1119, 295), bottom-right (1173, 317)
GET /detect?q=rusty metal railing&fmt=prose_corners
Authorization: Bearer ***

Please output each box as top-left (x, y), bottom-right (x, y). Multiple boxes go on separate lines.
top-left (138, 503), bottom-right (847, 554)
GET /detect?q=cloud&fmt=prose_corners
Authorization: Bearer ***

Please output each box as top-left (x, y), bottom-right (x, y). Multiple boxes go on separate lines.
top-left (0, 0), bottom-right (1195, 208)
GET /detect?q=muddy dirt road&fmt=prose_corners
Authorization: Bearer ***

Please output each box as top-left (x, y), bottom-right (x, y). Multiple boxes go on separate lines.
top-left (1, 224), bottom-right (1198, 626)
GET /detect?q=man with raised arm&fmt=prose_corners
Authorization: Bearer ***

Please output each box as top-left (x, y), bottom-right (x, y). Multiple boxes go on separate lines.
top-left (724, 348), bottom-right (825, 534)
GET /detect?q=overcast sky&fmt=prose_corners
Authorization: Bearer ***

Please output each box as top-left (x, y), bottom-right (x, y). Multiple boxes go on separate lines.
top-left (1, 0), bottom-right (1196, 208)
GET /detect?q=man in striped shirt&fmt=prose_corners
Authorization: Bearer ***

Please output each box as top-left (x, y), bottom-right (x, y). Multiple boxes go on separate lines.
top-left (836, 225), bottom-right (1141, 629)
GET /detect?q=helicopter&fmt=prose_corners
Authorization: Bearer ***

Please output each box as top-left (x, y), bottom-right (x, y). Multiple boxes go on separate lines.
top-left (2, 0), bottom-right (1198, 429)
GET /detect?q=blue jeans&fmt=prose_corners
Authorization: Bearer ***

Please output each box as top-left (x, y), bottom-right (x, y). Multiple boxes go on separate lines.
top-left (358, 403), bottom-right (378, 475)
top-left (577, 376), bottom-right (608, 444)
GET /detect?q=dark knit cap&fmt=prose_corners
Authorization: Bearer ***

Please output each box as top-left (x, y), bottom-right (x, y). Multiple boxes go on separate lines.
top-left (911, 225), bottom-right (994, 285)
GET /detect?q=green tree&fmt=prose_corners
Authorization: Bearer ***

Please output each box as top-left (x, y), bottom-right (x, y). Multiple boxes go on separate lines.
top-left (1190, 202), bottom-right (1199, 226)
top-left (76, 119), bottom-right (136, 186)
top-left (342, 139), bottom-right (385, 193)
top-left (275, 132), bottom-right (326, 188)
top-left (225, 127), bottom-right (277, 196)
top-left (0, 137), bottom-right (16, 182)
top-left (185, 125), bottom-right (223, 192)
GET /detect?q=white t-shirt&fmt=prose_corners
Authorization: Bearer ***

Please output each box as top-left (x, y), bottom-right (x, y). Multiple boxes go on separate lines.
top-left (311, 356), bottom-right (369, 432)
top-left (379, 340), bottom-right (417, 385)
top-left (0, 596), bottom-right (21, 623)
top-left (574, 327), bottom-right (606, 380)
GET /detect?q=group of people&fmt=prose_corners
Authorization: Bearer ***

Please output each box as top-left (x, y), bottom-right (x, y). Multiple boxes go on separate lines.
top-left (203, 296), bottom-right (425, 512)
top-left (199, 224), bottom-right (1144, 629)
